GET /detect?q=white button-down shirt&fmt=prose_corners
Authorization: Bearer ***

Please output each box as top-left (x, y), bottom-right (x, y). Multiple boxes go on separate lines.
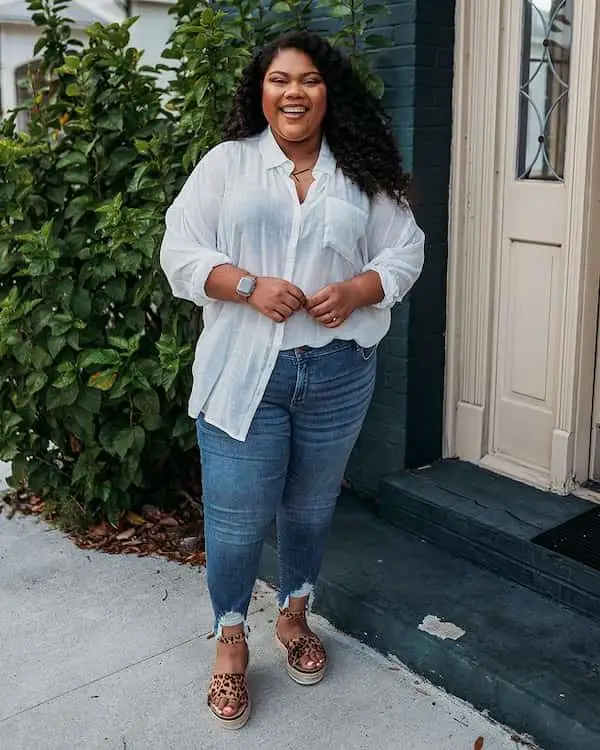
top-left (160, 128), bottom-right (425, 441)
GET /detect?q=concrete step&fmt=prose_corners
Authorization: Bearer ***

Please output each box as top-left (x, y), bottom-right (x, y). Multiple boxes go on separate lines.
top-left (259, 493), bottom-right (600, 750)
top-left (378, 460), bottom-right (600, 621)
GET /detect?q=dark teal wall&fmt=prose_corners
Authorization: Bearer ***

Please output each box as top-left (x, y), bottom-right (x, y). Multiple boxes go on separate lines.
top-left (348, 0), bottom-right (455, 492)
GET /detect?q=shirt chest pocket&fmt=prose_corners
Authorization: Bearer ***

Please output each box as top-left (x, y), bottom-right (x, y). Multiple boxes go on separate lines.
top-left (323, 196), bottom-right (368, 269)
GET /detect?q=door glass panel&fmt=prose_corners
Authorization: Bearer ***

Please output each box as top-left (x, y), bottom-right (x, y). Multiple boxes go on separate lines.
top-left (516, 0), bottom-right (573, 181)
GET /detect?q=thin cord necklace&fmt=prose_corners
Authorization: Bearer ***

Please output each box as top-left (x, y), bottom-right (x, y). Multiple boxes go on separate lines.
top-left (292, 167), bottom-right (312, 181)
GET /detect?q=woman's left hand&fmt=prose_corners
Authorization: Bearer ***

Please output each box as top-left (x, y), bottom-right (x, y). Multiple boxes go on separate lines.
top-left (305, 280), bottom-right (358, 328)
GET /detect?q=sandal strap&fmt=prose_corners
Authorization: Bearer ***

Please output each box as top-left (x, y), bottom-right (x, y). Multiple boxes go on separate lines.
top-left (216, 631), bottom-right (246, 646)
top-left (278, 607), bottom-right (307, 622)
top-left (285, 633), bottom-right (327, 672)
top-left (207, 672), bottom-right (249, 715)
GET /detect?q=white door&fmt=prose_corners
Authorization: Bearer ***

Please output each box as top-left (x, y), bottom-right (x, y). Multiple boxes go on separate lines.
top-left (484, 0), bottom-right (573, 482)
top-left (446, 0), bottom-right (600, 492)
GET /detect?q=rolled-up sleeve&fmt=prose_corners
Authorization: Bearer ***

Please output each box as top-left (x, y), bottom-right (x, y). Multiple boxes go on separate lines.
top-left (160, 143), bottom-right (231, 307)
top-left (362, 194), bottom-right (425, 310)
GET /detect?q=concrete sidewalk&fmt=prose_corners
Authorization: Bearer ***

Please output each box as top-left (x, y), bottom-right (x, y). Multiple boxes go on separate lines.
top-left (0, 506), bottom-right (534, 749)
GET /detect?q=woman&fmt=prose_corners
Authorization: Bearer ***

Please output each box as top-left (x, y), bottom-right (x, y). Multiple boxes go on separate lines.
top-left (160, 30), bottom-right (424, 729)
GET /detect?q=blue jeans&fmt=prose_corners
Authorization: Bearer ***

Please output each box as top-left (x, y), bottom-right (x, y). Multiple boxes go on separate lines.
top-left (196, 339), bottom-right (377, 636)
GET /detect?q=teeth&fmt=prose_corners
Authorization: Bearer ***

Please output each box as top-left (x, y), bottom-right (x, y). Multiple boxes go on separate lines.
top-left (281, 107), bottom-right (307, 113)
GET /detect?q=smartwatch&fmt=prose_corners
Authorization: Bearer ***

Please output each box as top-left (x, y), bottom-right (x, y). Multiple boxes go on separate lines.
top-left (236, 275), bottom-right (257, 300)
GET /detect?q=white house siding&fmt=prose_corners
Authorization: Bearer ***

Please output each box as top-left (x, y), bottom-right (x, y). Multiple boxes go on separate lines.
top-left (0, 0), bottom-right (175, 120)
top-left (130, 1), bottom-right (176, 90)
top-left (0, 461), bottom-right (9, 491)
top-left (0, 23), bottom-right (36, 114)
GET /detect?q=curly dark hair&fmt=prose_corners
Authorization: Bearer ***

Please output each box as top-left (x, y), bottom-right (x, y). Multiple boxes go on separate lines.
top-left (223, 31), bottom-right (410, 202)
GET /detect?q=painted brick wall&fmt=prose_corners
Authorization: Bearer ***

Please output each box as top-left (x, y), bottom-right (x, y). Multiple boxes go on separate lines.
top-left (348, 0), bottom-right (455, 492)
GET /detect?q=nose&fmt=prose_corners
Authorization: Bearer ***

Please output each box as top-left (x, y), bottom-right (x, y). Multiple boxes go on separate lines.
top-left (284, 80), bottom-right (304, 97)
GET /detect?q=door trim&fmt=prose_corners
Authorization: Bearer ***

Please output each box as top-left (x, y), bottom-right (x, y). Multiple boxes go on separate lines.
top-left (444, 0), bottom-right (504, 462)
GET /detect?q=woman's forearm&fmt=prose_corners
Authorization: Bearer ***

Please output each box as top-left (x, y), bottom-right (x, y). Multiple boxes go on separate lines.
top-left (204, 264), bottom-right (250, 303)
top-left (345, 271), bottom-right (385, 308)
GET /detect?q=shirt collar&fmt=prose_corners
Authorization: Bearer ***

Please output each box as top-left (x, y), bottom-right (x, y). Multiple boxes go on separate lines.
top-left (259, 127), bottom-right (336, 177)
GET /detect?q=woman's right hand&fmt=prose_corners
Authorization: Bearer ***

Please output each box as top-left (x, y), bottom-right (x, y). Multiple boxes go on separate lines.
top-left (248, 277), bottom-right (305, 323)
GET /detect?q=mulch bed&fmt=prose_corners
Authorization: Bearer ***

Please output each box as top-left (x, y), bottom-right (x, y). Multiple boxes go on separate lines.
top-left (0, 489), bottom-right (206, 567)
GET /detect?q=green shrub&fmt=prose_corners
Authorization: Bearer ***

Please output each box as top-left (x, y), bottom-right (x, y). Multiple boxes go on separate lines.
top-left (0, 2), bottom-right (195, 525)
top-left (0, 0), bottom-right (390, 526)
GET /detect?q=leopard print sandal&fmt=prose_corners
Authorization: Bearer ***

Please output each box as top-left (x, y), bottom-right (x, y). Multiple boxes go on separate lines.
top-left (275, 608), bottom-right (327, 686)
top-left (207, 631), bottom-right (251, 730)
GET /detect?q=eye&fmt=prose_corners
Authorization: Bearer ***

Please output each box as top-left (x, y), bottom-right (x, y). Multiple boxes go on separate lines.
top-left (269, 77), bottom-right (287, 84)
top-left (304, 78), bottom-right (323, 86)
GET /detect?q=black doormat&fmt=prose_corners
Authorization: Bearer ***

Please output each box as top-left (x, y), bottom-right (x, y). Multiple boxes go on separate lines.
top-left (533, 507), bottom-right (600, 572)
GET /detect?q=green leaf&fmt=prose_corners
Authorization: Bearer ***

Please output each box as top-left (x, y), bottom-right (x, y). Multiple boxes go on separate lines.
top-left (201, 6), bottom-right (215, 23)
top-left (0, 444), bottom-right (19, 462)
top-left (29, 258), bottom-right (56, 276)
top-left (65, 195), bottom-right (93, 224)
top-left (72, 449), bottom-right (102, 484)
top-left (50, 315), bottom-right (73, 336)
top-left (329, 4), bottom-right (353, 17)
top-left (63, 55), bottom-right (81, 71)
top-left (98, 111), bottom-right (124, 132)
top-left (52, 369), bottom-right (77, 389)
top-left (33, 37), bottom-right (47, 55)
top-left (26, 372), bottom-right (48, 394)
top-left (124, 307), bottom-right (145, 331)
top-left (2, 412), bottom-right (23, 432)
top-left (71, 288), bottom-right (91, 319)
top-left (10, 454), bottom-right (29, 485)
top-left (104, 277), bottom-right (126, 302)
top-left (135, 235), bottom-right (156, 259)
top-left (66, 330), bottom-right (81, 350)
top-left (107, 148), bottom-right (138, 176)
top-left (127, 163), bottom-right (150, 193)
top-left (69, 404), bottom-right (95, 442)
top-left (80, 349), bottom-right (121, 368)
top-left (88, 370), bottom-right (118, 391)
top-left (13, 341), bottom-right (33, 366)
top-left (173, 413), bottom-right (191, 439)
top-left (131, 425), bottom-right (145, 455)
top-left (112, 428), bottom-right (136, 459)
top-left (57, 151), bottom-right (87, 169)
top-left (78, 387), bottom-right (102, 414)
top-left (55, 277), bottom-right (75, 299)
top-left (47, 186), bottom-right (68, 206)
top-left (63, 168), bottom-right (90, 185)
top-left (133, 389), bottom-right (161, 430)
top-left (368, 75), bottom-right (385, 99)
top-left (32, 305), bottom-right (54, 333)
top-left (46, 380), bottom-right (79, 409)
top-left (47, 335), bottom-right (67, 359)
top-left (107, 336), bottom-right (130, 352)
top-left (31, 346), bottom-right (52, 369)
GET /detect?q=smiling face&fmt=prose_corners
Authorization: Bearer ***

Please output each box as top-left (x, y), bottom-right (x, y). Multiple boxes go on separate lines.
top-left (261, 48), bottom-right (327, 149)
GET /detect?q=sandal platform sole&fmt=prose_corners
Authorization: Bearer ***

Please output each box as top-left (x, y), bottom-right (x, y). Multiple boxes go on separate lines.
top-left (208, 699), bottom-right (251, 730)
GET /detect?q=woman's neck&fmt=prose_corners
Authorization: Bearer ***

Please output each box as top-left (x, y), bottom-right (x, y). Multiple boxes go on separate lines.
top-left (273, 130), bottom-right (322, 166)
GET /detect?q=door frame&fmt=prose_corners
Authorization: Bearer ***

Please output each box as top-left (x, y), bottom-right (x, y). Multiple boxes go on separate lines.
top-left (444, 0), bottom-right (600, 493)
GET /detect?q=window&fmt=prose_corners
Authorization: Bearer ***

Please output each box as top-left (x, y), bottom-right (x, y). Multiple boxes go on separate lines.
top-left (14, 59), bottom-right (45, 131)
top-left (516, 0), bottom-right (573, 181)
